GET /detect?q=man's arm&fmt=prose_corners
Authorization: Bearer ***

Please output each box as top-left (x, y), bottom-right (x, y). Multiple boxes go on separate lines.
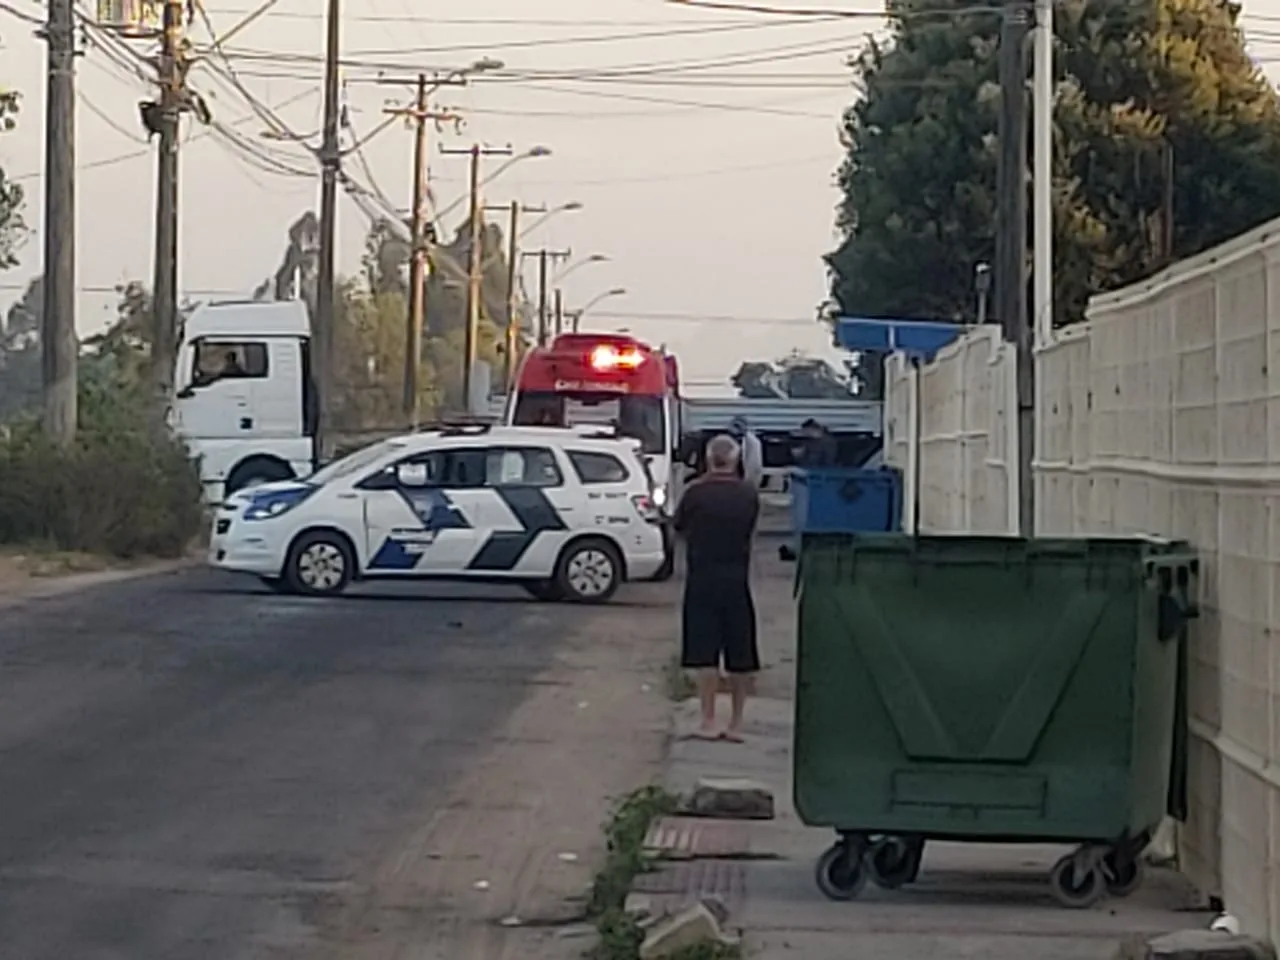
top-left (673, 484), bottom-right (695, 533)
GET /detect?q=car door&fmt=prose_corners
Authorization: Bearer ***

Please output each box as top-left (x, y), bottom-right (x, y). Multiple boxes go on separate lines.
top-left (360, 447), bottom-right (489, 574)
top-left (466, 446), bottom-right (573, 576)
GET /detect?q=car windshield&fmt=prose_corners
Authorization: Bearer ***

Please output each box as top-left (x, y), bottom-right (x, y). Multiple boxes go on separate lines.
top-left (308, 439), bottom-right (405, 486)
top-left (512, 392), bottom-right (666, 455)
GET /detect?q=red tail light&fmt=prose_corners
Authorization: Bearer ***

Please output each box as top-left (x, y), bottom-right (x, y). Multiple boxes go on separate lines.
top-left (590, 344), bottom-right (644, 370)
top-left (631, 494), bottom-right (660, 523)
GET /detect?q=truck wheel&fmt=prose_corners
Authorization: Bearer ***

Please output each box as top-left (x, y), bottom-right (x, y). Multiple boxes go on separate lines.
top-left (226, 457), bottom-right (295, 495)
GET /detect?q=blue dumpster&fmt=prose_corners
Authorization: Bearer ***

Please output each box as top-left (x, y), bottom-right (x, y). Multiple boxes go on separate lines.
top-left (790, 467), bottom-right (903, 535)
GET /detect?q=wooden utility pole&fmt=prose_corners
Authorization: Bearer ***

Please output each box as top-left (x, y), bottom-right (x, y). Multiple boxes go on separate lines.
top-left (483, 201), bottom-right (546, 390)
top-left (380, 76), bottom-right (462, 427)
top-left (441, 144), bottom-right (511, 413)
top-left (527, 247), bottom-right (570, 346)
top-left (995, 0), bottom-right (1032, 536)
top-left (314, 0), bottom-right (341, 460)
top-left (145, 0), bottom-right (188, 403)
top-left (553, 287), bottom-right (563, 338)
top-left (41, 0), bottom-right (76, 444)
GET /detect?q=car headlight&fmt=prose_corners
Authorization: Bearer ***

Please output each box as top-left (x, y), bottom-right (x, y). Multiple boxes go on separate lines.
top-left (243, 487), bottom-right (314, 521)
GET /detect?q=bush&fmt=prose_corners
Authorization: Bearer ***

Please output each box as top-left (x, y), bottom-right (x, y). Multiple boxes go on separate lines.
top-left (0, 383), bottom-right (204, 558)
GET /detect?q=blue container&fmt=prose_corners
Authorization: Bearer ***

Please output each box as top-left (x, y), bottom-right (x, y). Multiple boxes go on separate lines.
top-left (790, 467), bottom-right (903, 535)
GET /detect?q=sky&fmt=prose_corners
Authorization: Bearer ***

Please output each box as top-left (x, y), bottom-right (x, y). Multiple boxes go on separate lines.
top-left (3, 0), bottom-right (1280, 392)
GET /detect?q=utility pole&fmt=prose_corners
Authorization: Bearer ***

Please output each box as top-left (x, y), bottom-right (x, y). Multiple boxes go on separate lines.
top-left (483, 201), bottom-right (546, 390)
top-left (314, 0), bottom-right (341, 460)
top-left (41, 0), bottom-right (76, 444)
top-left (553, 287), bottom-right (564, 337)
top-left (144, 0), bottom-right (188, 405)
top-left (440, 143), bottom-right (512, 413)
top-left (380, 76), bottom-right (463, 428)
top-left (569, 310), bottom-right (582, 334)
top-left (526, 247), bottom-right (570, 345)
top-left (995, 0), bottom-right (1033, 536)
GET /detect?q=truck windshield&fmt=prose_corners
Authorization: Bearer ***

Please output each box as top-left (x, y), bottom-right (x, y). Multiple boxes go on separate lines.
top-left (309, 439), bottom-right (406, 485)
top-left (513, 392), bottom-right (666, 455)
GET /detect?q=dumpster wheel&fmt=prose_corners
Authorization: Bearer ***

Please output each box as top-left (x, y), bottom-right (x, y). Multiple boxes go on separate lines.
top-left (867, 836), bottom-right (924, 889)
top-left (1048, 853), bottom-right (1107, 908)
top-left (1102, 850), bottom-right (1143, 897)
top-left (815, 838), bottom-right (868, 901)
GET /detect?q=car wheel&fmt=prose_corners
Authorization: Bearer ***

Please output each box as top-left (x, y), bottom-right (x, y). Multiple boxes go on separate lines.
top-left (285, 530), bottom-right (354, 596)
top-left (521, 580), bottom-right (566, 602)
top-left (555, 539), bottom-right (622, 604)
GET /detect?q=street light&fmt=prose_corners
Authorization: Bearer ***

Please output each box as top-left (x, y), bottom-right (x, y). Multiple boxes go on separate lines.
top-left (520, 200), bottom-right (582, 239)
top-left (569, 287), bottom-right (627, 332)
top-left (434, 145), bottom-right (552, 222)
top-left (554, 253), bottom-right (609, 284)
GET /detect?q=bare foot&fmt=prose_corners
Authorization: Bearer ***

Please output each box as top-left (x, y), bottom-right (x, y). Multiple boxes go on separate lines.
top-left (720, 729), bottom-right (746, 743)
top-left (689, 725), bottom-right (720, 741)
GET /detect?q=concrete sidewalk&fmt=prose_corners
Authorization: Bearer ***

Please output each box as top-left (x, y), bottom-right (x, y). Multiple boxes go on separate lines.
top-left (648, 552), bottom-right (1214, 959)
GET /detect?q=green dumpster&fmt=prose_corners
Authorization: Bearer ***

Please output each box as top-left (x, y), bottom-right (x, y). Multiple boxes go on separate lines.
top-left (794, 533), bottom-right (1197, 908)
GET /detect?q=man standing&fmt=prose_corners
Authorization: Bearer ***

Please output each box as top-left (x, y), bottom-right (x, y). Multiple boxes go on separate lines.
top-left (797, 418), bottom-right (838, 467)
top-left (728, 415), bottom-right (765, 489)
top-left (673, 434), bottom-right (760, 741)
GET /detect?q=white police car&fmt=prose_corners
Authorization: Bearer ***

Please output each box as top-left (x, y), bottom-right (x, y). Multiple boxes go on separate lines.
top-left (209, 425), bottom-right (666, 602)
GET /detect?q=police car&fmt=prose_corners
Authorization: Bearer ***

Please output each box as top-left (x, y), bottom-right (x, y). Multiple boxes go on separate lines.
top-left (208, 425), bottom-right (666, 602)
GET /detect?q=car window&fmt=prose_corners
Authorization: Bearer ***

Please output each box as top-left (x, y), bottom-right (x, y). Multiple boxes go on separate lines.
top-left (192, 340), bottom-right (268, 386)
top-left (390, 449), bottom-right (485, 489)
top-left (485, 447), bottom-right (563, 488)
top-left (314, 439), bottom-right (407, 485)
top-left (568, 450), bottom-right (630, 484)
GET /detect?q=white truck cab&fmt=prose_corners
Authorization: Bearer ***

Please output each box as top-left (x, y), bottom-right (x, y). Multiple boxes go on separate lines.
top-left (171, 299), bottom-right (317, 503)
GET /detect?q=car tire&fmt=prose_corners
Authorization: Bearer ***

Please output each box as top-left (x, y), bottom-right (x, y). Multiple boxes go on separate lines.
top-left (521, 579), bottom-right (565, 602)
top-left (284, 530), bottom-right (354, 596)
top-left (555, 538), bottom-right (623, 604)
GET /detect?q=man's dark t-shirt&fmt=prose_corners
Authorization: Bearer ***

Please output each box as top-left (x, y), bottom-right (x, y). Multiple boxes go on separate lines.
top-left (673, 476), bottom-right (759, 579)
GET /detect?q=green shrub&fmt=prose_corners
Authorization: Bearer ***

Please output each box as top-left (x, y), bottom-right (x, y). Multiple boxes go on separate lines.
top-left (0, 382), bottom-right (203, 558)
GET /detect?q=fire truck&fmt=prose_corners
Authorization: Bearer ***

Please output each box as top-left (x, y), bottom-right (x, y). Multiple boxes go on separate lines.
top-left (504, 333), bottom-right (682, 579)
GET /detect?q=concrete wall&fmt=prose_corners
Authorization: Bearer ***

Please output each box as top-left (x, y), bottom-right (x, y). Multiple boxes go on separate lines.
top-left (883, 324), bottom-right (1019, 534)
top-left (1038, 219), bottom-right (1280, 939)
top-left (898, 215), bottom-right (1280, 939)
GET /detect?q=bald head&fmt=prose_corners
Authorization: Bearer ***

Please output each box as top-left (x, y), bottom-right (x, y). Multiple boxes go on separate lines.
top-left (706, 434), bottom-right (741, 475)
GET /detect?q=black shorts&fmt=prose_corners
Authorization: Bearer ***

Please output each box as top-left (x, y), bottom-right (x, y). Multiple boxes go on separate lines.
top-left (681, 574), bottom-right (759, 674)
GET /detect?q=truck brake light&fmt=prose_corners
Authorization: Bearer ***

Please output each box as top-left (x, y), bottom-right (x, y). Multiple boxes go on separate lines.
top-left (590, 344), bottom-right (644, 370)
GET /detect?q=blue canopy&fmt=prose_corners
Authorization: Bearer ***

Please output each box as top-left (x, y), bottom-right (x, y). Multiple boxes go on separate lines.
top-left (835, 316), bottom-right (967, 362)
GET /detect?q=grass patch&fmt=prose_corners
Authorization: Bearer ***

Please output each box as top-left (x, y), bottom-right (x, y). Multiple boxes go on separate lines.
top-left (587, 785), bottom-right (678, 960)
top-left (663, 656), bottom-right (697, 702)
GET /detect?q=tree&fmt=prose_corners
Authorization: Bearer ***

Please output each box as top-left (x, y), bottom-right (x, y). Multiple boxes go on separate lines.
top-left (0, 86), bottom-right (24, 270)
top-left (827, 0), bottom-right (1280, 328)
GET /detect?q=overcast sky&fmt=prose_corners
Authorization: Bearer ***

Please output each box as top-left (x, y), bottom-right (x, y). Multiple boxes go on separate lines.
top-left (3, 0), bottom-right (1280, 390)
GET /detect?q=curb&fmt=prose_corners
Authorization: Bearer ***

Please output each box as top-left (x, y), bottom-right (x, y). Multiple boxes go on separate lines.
top-left (0, 556), bottom-right (200, 611)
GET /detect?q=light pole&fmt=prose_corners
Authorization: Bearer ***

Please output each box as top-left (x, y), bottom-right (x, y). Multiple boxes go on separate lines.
top-left (569, 287), bottom-right (626, 333)
top-left (553, 253), bottom-right (608, 284)
top-left (433, 145), bottom-right (552, 223)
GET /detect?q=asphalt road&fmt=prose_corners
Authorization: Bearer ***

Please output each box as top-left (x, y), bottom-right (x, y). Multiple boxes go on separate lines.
top-left (0, 569), bottom-right (589, 959)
